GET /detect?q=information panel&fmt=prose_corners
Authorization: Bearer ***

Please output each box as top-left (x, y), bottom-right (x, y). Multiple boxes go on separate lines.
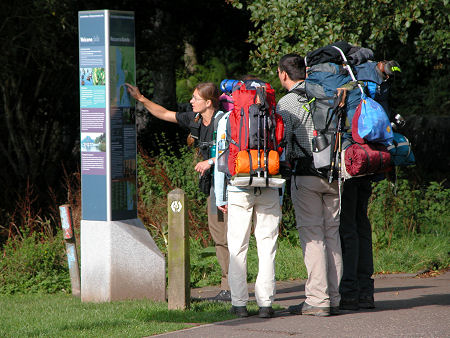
top-left (79, 10), bottom-right (137, 221)
top-left (109, 12), bottom-right (137, 220)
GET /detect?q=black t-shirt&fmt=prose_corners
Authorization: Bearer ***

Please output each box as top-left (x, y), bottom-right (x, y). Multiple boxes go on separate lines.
top-left (176, 111), bottom-right (214, 160)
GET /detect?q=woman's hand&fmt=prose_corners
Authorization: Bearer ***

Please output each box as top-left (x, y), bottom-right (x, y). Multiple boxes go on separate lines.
top-left (125, 83), bottom-right (144, 102)
top-left (194, 160), bottom-right (212, 176)
top-left (336, 88), bottom-right (348, 107)
top-left (218, 205), bottom-right (228, 213)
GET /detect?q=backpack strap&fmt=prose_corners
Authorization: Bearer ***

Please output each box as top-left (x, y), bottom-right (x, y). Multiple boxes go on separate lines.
top-left (229, 107), bottom-right (246, 150)
top-left (188, 113), bottom-right (202, 142)
top-left (213, 110), bottom-right (226, 133)
top-left (289, 87), bottom-right (314, 150)
top-left (247, 150), bottom-right (254, 185)
top-left (289, 85), bottom-right (317, 128)
top-left (289, 87), bottom-right (307, 97)
top-left (241, 107), bottom-right (248, 150)
top-left (293, 137), bottom-right (312, 159)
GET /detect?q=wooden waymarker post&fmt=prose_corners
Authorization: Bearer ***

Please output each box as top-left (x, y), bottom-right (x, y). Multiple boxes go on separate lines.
top-left (59, 204), bottom-right (81, 297)
top-left (167, 188), bottom-right (190, 310)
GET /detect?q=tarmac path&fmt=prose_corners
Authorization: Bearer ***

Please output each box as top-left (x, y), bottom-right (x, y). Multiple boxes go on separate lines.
top-left (154, 270), bottom-right (450, 337)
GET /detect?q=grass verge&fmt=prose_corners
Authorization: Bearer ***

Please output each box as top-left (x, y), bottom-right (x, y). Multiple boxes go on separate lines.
top-left (0, 294), bottom-right (246, 337)
top-left (373, 234), bottom-right (450, 274)
top-left (192, 232), bottom-right (449, 287)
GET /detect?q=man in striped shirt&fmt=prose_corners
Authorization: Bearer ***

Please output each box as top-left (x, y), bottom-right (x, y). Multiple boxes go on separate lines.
top-left (277, 54), bottom-right (342, 317)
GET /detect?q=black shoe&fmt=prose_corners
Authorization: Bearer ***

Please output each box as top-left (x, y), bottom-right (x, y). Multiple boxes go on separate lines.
top-left (339, 298), bottom-right (359, 311)
top-left (258, 306), bottom-right (274, 318)
top-left (210, 290), bottom-right (231, 302)
top-left (330, 306), bottom-right (340, 315)
top-left (288, 303), bottom-right (303, 315)
top-left (289, 302), bottom-right (330, 317)
top-left (230, 305), bottom-right (249, 318)
top-left (359, 295), bottom-right (375, 309)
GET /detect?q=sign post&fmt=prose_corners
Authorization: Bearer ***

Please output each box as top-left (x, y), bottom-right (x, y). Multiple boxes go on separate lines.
top-left (167, 189), bottom-right (190, 310)
top-left (78, 10), bottom-right (165, 302)
top-left (59, 204), bottom-right (81, 297)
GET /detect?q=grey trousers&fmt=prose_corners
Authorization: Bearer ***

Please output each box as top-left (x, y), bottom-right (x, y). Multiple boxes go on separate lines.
top-left (291, 176), bottom-right (343, 307)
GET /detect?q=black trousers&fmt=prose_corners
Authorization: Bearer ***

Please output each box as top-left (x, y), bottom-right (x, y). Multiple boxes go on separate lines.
top-left (339, 177), bottom-right (374, 299)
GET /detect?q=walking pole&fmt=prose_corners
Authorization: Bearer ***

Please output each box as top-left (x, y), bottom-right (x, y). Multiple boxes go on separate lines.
top-left (256, 88), bottom-right (262, 178)
top-left (332, 45), bottom-right (361, 208)
top-left (336, 109), bottom-right (343, 212)
top-left (327, 91), bottom-right (344, 184)
top-left (328, 130), bottom-right (339, 183)
top-left (261, 88), bottom-right (269, 186)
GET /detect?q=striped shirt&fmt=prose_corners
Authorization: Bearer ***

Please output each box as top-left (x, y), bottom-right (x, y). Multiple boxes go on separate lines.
top-left (276, 81), bottom-right (315, 162)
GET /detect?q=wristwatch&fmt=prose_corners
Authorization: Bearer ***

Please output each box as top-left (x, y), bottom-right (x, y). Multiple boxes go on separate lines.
top-left (208, 158), bottom-right (214, 165)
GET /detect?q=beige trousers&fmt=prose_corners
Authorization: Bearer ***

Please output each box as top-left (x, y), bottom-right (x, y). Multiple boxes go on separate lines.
top-left (208, 194), bottom-right (229, 290)
top-left (227, 188), bottom-right (281, 307)
top-left (291, 176), bottom-right (343, 307)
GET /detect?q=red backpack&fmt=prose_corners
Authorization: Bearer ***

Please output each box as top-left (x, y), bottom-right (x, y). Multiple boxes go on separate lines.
top-left (224, 80), bottom-right (285, 179)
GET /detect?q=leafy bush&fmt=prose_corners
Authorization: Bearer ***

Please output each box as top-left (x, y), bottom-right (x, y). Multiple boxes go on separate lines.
top-left (2, 146), bottom-right (448, 294)
top-left (137, 139), bottom-right (210, 252)
top-left (138, 148), bottom-right (449, 288)
top-left (175, 55), bottom-right (252, 103)
top-left (369, 177), bottom-right (450, 248)
top-left (190, 239), bottom-right (222, 287)
top-left (373, 234), bottom-right (450, 273)
top-left (0, 227), bottom-right (70, 294)
top-left (176, 57), bottom-right (228, 103)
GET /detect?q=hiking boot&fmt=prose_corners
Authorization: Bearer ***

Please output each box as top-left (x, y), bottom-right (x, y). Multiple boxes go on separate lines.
top-left (289, 302), bottom-right (330, 317)
top-left (301, 302), bottom-right (331, 317)
top-left (359, 295), bottom-right (375, 309)
top-left (258, 306), bottom-right (274, 318)
top-left (210, 290), bottom-right (231, 302)
top-left (230, 305), bottom-right (249, 318)
top-left (330, 306), bottom-right (340, 315)
top-left (288, 303), bottom-right (303, 315)
top-left (339, 298), bottom-right (359, 311)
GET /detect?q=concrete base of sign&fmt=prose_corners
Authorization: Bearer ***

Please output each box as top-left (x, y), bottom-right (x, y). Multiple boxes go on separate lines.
top-left (81, 218), bottom-right (166, 302)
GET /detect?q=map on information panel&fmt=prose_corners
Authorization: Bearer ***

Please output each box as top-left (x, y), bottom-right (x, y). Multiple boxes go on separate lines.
top-left (110, 46), bottom-right (135, 108)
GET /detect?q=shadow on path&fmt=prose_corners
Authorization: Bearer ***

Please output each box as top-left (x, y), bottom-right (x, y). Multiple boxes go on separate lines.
top-left (364, 293), bottom-right (450, 312)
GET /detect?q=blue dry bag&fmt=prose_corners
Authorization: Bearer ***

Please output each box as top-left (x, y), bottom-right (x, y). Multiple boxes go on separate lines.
top-left (352, 94), bottom-right (394, 145)
top-left (387, 133), bottom-right (415, 166)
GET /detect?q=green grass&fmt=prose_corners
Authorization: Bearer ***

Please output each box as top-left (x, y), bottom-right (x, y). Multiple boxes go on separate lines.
top-left (373, 234), bottom-right (450, 274)
top-left (276, 232), bottom-right (449, 279)
top-left (275, 238), bottom-right (307, 281)
top-left (0, 294), bottom-right (248, 337)
top-left (0, 234), bottom-right (448, 337)
top-left (191, 232), bottom-right (448, 287)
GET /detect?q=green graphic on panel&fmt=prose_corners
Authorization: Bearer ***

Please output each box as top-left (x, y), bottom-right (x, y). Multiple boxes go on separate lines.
top-left (110, 46), bottom-right (135, 108)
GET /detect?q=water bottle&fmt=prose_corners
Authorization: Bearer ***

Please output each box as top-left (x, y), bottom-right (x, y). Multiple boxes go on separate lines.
top-left (210, 131), bottom-right (217, 158)
top-left (312, 130), bottom-right (328, 152)
top-left (312, 130), bottom-right (331, 169)
top-left (218, 134), bottom-right (227, 154)
top-left (217, 133), bottom-right (228, 171)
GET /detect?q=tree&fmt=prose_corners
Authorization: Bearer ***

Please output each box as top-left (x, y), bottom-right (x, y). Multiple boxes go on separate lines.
top-left (132, 0), bottom-right (250, 151)
top-left (0, 0), bottom-right (250, 218)
top-left (0, 0), bottom-right (79, 210)
top-left (230, 0), bottom-right (449, 71)
top-left (229, 0), bottom-right (450, 116)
